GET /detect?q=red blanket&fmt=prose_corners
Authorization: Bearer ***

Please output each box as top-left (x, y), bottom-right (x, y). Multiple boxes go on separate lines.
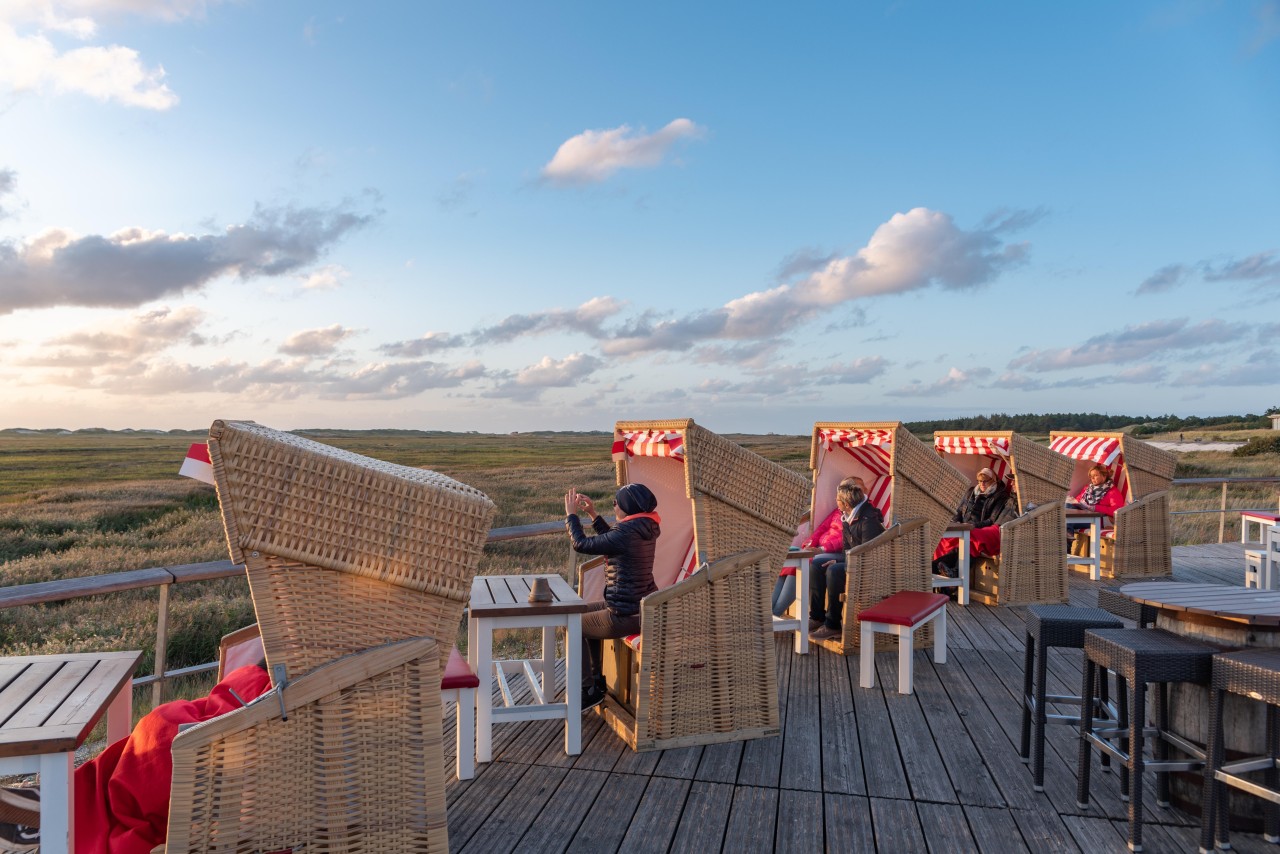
top-left (74, 665), bottom-right (272, 854)
top-left (933, 526), bottom-right (1003, 562)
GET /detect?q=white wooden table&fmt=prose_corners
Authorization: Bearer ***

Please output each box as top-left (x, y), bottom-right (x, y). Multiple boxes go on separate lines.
top-left (771, 549), bottom-right (813, 653)
top-left (0, 650), bottom-right (140, 854)
top-left (468, 574), bottom-right (589, 764)
top-left (1066, 508), bottom-right (1107, 580)
top-left (933, 524), bottom-right (973, 605)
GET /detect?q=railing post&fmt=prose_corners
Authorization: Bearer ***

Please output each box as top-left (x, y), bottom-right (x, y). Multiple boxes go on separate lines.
top-left (1219, 481), bottom-right (1228, 544)
top-left (152, 581), bottom-right (171, 707)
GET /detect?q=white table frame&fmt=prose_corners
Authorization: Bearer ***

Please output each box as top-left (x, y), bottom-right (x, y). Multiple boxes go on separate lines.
top-left (1066, 510), bottom-right (1106, 581)
top-left (932, 527), bottom-right (972, 606)
top-left (468, 599), bottom-right (582, 764)
top-left (771, 551), bottom-right (812, 653)
top-left (0, 674), bottom-right (132, 854)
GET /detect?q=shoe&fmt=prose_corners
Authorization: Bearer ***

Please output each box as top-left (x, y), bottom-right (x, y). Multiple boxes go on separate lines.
top-left (0, 820), bottom-right (38, 853)
top-left (581, 684), bottom-right (607, 712)
top-left (810, 625), bottom-right (841, 640)
top-left (0, 788), bottom-right (38, 829)
top-left (808, 618), bottom-right (824, 632)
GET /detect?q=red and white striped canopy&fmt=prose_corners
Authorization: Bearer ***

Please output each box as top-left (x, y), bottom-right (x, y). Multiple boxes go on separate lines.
top-left (1049, 435), bottom-right (1128, 498)
top-left (612, 430), bottom-right (685, 462)
top-left (934, 435), bottom-right (1012, 483)
top-left (817, 428), bottom-right (893, 515)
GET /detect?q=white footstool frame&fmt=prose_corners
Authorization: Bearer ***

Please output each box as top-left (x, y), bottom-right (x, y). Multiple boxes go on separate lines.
top-left (859, 599), bottom-right (948, 695)
top-left (441, 683), bottom-right (476, 780)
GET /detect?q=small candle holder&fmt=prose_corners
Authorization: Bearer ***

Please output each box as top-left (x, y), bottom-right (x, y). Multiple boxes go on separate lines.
top-left (528, 576), bottom-right (553, 603)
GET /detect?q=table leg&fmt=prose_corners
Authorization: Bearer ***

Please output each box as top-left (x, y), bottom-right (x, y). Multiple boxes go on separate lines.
top-left (795, 557), bottom-right (810, 654)
top-left (38, 751), bottom-right (73, 854)
top-left (1243, 517), bottom-right (1250, 544)
top-left (565, 613), bottom-right (581, 755)
top-left (540, 624), bottom-right (555, 697)
top-left (1089, 519), bottom-right (1101, 581)
top-left (958, 530), bottom-right (971, 606)
top-left (105, 680), bottom-right (132, 746)
top-left (475, 618), bottom-right (493, 764)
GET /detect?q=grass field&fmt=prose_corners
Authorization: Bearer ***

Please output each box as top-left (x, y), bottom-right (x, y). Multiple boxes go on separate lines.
top-left (1, 426), bottom-right (1277, 708)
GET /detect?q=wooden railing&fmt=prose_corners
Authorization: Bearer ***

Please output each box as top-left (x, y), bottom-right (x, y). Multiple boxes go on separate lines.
top-left (3, 477), bottom-right (1279, 703)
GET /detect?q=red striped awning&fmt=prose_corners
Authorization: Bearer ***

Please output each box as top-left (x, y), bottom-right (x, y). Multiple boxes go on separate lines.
top-left (612, 430), bottom-right (685, 462)
top-left (934, 435), bottom-right (1012, 483)
top-left (1049, 435), bottom-right (1129, 498)
top-left (817, 428), bottom-right (893, 516)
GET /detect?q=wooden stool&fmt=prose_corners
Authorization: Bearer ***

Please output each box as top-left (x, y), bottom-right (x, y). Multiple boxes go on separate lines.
top-left (1199, 647), bottom-right (1280, 853)
top-left (441, 646), bottom-right (479, 780)
top-left (1077, 627), bottom-right (1216, 853)
top-left (1020, 605), bottom-right (1123, 792)
top-left (857, 591), bottom-right (948, 695)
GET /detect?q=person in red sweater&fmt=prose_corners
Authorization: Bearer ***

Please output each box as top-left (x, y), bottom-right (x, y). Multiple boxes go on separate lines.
top-left (0, 663), bottom-right (272, 854)
top-left (772, 477), bottom-right (866, 617)
top-left (1067, 464), bottom-right (1126, 537)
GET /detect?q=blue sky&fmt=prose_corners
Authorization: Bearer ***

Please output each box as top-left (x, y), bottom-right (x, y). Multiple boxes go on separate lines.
top-left (1, 1), bottom-right (1278, 433)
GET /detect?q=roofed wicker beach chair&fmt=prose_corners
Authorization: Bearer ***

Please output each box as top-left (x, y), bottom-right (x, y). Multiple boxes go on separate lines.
top-left (578, 418), bottom-right (810, 752)
top-left (808, 423), bottom-right (967, 654)
top-left (934, 431), bottom-right (1073, 605)
top-left (207, 419), bottom-right (496, 677)
top-left (1049, 431), bottom-right (1176, 578)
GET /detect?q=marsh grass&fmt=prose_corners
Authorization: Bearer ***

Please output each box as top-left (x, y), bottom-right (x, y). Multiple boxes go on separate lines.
top-left (1, 429), bottom-right (1276, 708)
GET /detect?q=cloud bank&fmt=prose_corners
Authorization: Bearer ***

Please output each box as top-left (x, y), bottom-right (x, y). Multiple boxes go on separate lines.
top-left (541, 119), bottom-right (703, 185)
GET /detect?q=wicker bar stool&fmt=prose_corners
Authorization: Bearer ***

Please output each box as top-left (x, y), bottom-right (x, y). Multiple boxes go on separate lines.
top-left (1198, 648), bottom-right (1280, 853)
top-left (1077, 628), bottom-right (1217, 853)
top-left (1097, 586), bottom-right (1157, 628)
top-left (1020, 604), bottom-right (1123, 791)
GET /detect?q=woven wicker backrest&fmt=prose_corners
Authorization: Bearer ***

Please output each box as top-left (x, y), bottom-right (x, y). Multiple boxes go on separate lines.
top-left (166, 637), bottom-right (447, 853)
top-left (811, 422), bottom-right (967, 536)
top-left (614, 419), bottom-right (810, 575)
top-left (933, 431), bottom-right (1073, 512)
top-left (843, 518), bottom-right (933, 651)
top-left (996, 501), bottom-right (1068, 605)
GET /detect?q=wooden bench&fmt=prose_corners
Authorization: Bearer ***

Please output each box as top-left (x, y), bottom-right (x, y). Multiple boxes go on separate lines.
top-left (857, 590), bottom-right (949, 695)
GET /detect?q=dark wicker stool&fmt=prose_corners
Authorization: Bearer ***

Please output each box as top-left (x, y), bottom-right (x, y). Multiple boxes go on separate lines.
top-left (1077, 628), bottom-right (1216, 853)
top-left (1020, 604), bottom-right (1123, 792)
top-left (1097, 586), bottom-right (1158, 628)
top-left (1199, 648), bottom-right (1280, 853)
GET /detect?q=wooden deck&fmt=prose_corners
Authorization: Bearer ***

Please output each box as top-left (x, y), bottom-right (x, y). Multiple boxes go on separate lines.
top-left (443, 543), bottom-right (1272, 853)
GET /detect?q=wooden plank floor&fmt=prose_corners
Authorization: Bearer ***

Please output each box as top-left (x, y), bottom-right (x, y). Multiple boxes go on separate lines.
top-left (444, 543), bottom-right (1275, 853)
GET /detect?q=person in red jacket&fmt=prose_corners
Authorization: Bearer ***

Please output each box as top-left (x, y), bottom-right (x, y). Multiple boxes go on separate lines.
top-left (1067, 464), bottom-right (1126, 535)
top-left (773, 477), bottom-right (866, 617)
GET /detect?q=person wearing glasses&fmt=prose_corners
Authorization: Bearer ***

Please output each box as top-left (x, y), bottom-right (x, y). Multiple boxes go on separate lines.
top-left (565, 484), bottom-right (661, 712)
top-left (808, 480), bottom-right (884, 641)
top-left (932, 467), bottom-right (1013, 578)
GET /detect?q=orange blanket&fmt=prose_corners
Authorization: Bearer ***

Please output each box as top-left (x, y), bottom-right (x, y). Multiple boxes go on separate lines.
top-left (73, 665), bottom-right (272, 854)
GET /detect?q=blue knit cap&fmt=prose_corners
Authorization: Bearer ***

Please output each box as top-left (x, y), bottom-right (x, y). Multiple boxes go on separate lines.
top-left (615, 483), bottom-right (658, 515)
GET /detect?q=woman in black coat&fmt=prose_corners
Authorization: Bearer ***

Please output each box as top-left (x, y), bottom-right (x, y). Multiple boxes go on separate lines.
top-left (809, 481), bottom-right (884, 640)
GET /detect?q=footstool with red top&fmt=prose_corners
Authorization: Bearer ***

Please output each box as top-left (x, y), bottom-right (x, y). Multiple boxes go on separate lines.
top-left (857, 590), bottom-right (949, 695)
top-left (442, 646), bottom-right (480, 780)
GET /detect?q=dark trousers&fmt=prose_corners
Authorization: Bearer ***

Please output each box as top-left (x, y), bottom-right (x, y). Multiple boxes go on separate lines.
top-left (809, 553), bottom-right (847, 630)
top-left (581, 602), bottom-right (641, 689)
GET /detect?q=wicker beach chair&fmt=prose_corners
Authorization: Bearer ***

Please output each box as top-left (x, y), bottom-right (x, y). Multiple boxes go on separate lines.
top-left (163, 637), bottom-right (448, 854)
top-left (1049, 431), bottom-right (1175, 578)
top-left (207, 419), bottom-right (496, 678)
top-left (806, 423), bottom-right (967, 653)
top-left (934, 431), bottom-right (1073, 605)
top-left (578, 419), bottom-right (809, 751)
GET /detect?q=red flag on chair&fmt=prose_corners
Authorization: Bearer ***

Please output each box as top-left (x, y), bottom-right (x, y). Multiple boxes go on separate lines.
top-left (179, 443), bottom-right (215, 485)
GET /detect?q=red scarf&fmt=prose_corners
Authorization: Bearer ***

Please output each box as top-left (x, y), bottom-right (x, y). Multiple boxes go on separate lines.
top-left (622, 511), bottom-right (661, 525)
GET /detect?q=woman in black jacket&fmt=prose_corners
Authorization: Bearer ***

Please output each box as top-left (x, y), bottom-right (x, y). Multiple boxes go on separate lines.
top-left (565, 483), bottom-right (661, 710)
top-left (809, 481), bottom-right (885, 640)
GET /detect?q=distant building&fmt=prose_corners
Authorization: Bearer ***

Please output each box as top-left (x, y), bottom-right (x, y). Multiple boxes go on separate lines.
top-left (1271, 413), bottom-right (1280, 431)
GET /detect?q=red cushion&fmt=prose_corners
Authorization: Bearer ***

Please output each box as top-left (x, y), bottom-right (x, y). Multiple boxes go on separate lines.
top-left (442, 646), bottom-right (479, 690)
top-left (623, 633), bottom-right (642, 651)
top-left (857, 591), bottom-right (949, 627)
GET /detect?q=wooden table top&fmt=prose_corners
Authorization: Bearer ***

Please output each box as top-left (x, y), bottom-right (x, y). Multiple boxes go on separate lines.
top-left (0, 650), bottom-right (141, 758)
top-left (1065, 508), bottom-right (1106, 520)
top-left (470, 574), bottom-right (591, 618)
top-left (943, 523), bottom-right (975, 532)
top-left (1241, 510), bottom-right (1280, 522)
top-left (1120, 581), bottom-right (1280, 626)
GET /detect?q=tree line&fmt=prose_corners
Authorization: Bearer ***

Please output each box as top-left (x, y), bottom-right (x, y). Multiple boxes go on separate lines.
top-left (904, 412), bottom-right (1273, 436)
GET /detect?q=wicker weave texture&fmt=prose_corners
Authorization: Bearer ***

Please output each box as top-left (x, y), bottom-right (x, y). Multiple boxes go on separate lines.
top-left (166, 638), bottom-right (447, 854)
top-left (1110, 490), bottom-right (1173, 578)
top-left (209, 420), bottom-right (495, 595)
top-left (246, 553), bottom-right (462, 677)
top-left (996, 501), bottom-right (1069, 606)
top-left (632, 550), bottom-right (779, 751)
top-left (835, 518), bottom-right (933, 654)
top-left (1212, 648), bottom-right (1280, 706)
top-left (933, 431), bottom-right (1074, 512)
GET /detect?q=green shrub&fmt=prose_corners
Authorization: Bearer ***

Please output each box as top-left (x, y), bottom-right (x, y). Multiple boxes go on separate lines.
top-left (1234, 435), bottom-right (1280, 457)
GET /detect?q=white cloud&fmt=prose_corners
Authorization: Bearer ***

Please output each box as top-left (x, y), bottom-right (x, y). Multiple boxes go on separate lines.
top-left (0, 200), bottom-right (375, 314)
top-left (1009, 318), bottom-right (1246, 372)
top-left (299, 263), bottom-right (348, 291)
top-left (888, 367), bottom-right (991, 397)
top-left (1136, 263), bottom-right (1188, 295)
top-left (541, 118), bottom-right (703, 185)
top-left (279, 324), bottom-right (358, 357)
top-left (22, 305), bottom-right (207, 367)
top-left (483, 353), bottom-right (601, 401)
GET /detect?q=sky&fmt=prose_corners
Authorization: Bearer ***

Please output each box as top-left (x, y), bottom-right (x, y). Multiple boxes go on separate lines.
top-left (1, 0), bottom-right (1278, 434)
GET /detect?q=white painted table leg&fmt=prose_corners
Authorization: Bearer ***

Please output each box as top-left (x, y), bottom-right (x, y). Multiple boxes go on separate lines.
top-left (540, 624), bottom-right (555, 697)
top-left (958, 530), bottom-right (971, 606)
top-left (795, 557), bottom-right (810, 654)
top-left (1089, 519), bottom-right (1101, 581)
top-left (39, 751), bottom-right (73, 854)
top-left (105, 681), bottom-right (132, 746)
top-left (474, 618), bottom-right (493, 763)
top-left (565, 613), bottom-right (581, 755)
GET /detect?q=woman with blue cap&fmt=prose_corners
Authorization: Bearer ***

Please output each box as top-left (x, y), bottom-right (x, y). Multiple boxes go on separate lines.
top-left (565, 483), bottom-right (661, 711)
